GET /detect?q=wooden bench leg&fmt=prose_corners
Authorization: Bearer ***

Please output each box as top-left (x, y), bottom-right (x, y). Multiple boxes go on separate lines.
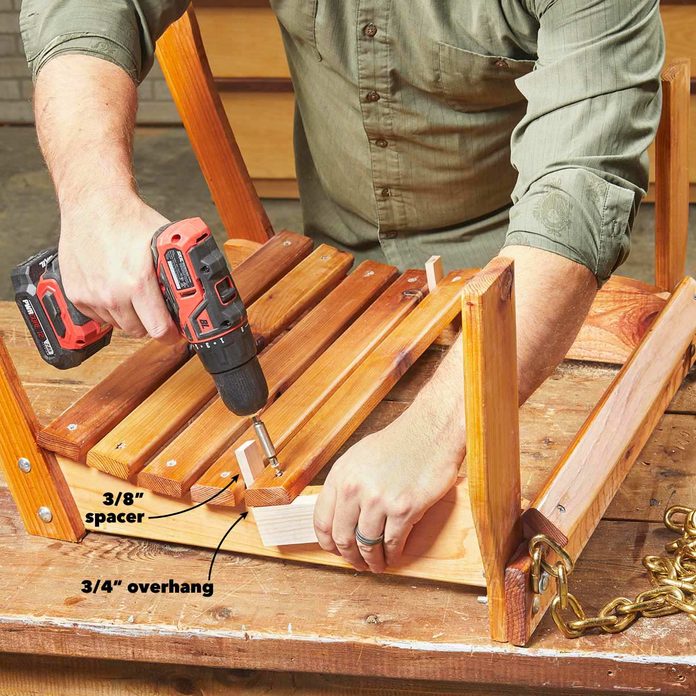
top-left (655, 59), bottom-right (690, 292)
top-left (0, 335), bottom-right (84, 541)
top-left (462, 257), bottom-right (523, 642)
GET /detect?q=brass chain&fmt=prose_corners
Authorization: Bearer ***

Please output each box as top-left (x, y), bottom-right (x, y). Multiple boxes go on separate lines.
top-left (529, 505), bottom-right (696, 638)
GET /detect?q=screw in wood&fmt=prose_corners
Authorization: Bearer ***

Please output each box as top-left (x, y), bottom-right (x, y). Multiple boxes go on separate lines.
top-left (17, 457), bottom-right (31, 474)
top-left (282, 240), bottom-right (292, 247)
top-left (166, 460), bottom-right (177, 468)
top-left (67, 423), bottom-right (78, 431)
top-left (37, 506), bottom-right (53, 523)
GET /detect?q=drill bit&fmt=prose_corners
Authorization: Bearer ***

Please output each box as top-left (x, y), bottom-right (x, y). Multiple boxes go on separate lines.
top-left (252, 415), bottom-right (282, 477)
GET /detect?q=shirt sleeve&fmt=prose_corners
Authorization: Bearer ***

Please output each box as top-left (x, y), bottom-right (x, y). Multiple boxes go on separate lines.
top-left (504, 0), bottom-right (664, 285)
top-left (20, 0), bottom-right (190, 84)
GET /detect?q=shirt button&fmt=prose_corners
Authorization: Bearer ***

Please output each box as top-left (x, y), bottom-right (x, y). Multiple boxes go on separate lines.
top-left (494, 58), bottom-right (509, 69)
top-left (366, 90), bottom-right (381, 103)
top-left (375, 138), bottom-right (388, 148)
top-left (380, 187), bottom-right (391, 198)
top-left (380, 230), bottom-right (398, 240)
top-left (364, 23), bottom-right (378, 37)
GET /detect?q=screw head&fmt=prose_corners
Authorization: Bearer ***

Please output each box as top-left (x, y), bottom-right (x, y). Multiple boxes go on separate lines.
top-left (282, 240), bottom-right (292, 247)
top-left (320, 255), bottom-right (330, 261)
top-left (165, 459), bottom-right (177, 468)
top-left (37, 506), bottom-right (53, 523)
top-left (115, 442), bottom-right (126, 450)
top-left (220, 471), bottom-right (231, 479)
top-left (17, 457), bottom-right (31, 474)
top-left (67, 423), bottom-right (78, 432)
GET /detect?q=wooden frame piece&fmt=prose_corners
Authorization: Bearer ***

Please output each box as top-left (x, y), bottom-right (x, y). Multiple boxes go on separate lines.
top-left (655, 59), bottom-right (691, 292)
top-left (505, 276), bottom-right (696, 645)
top-left (156, 7), bottom-right (273, 242)
top-left (0, 336), bottom-right (84, 541)
top-left (462, 257), bottom-right (522, 642)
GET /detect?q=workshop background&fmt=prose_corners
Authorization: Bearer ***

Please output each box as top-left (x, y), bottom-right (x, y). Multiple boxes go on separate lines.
top-left (0, 0), bottom-right (695, 301)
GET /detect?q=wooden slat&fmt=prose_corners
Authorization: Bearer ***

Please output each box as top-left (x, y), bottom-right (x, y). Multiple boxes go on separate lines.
top-left (192, 271), bottom-right (429, 506)
top-left (156, 8), bottom-right (273, 241)
top-left (462, 258), bottom-right (522, 643)
top-left (565, 275), bottom-right (667, 364)
top-left (244, 271), bottom-right (474, 507)
top-left (0, 336), bottom-right (84, 541)
top-left (655, 59), bottom-right (690, 292)
top-left (508, 276), bottom-right (696, 646)
top-left (137, 261), bottom-right (395, 496)
top-left (86, 245), bottom-right (352, 479)
top-left (37, 231), bottom-right (312, 462)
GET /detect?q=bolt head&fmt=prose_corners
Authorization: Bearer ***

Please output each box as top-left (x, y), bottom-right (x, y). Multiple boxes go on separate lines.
top-left (37, 506), bottom-right (53, 523)
top-left (532, 596), bottom-right (541, 615)
top-left (17, 457), bottom-right (31, 473)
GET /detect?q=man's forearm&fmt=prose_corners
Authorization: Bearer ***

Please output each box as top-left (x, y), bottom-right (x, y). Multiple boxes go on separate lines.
top-left (35, 54), bottom-right (138, 210)
top-left (410, 245), bottom-right (598, 445)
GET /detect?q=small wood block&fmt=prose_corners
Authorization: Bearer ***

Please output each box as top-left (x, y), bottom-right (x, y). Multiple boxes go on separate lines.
top-left (136, 260), bottom-right (394, 496)
top-left (251, 495), bottom-right (319, 546)
top-left (0, 335), bottom-right (84, 541)
top-left (462, 257), bottom-right (522, 643)
top-left (192, 270), bottom-right (429, 507)
top-left (87, 245), bottom-right (352, 480)
top-left (235, 440), bottom-right (265, 488)
top-left (244, 270), bottom-right (475, 508)
top-left (37, 231), bottom-right (312, 462)
top-left (425, 255), bottom-right (443, 293)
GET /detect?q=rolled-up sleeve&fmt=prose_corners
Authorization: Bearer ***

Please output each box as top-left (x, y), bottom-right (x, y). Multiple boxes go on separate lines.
top-left (505, 0), bottom-right (664, 285)
top-left (20, 0), bottom-right (189, 84)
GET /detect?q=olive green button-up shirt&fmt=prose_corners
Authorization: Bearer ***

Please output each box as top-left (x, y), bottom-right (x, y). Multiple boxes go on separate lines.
top-left (20, 0), bottom-right (664, 283)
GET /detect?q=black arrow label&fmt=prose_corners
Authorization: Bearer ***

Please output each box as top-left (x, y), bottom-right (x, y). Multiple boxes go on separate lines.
top-left (208, 511), bottom-right (249, 581)
top-left (148, 475), bottom-right (240, 520)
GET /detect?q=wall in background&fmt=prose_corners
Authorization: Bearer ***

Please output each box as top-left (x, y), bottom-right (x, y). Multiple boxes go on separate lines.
top-left (0, 0), bottom-right (180, 124)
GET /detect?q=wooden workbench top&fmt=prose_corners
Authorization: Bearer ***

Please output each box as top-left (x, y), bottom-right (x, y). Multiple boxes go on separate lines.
top-left (0, 301), bottom-right (694, 694)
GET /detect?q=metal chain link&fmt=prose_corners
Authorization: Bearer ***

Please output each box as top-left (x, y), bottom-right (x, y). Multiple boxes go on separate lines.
top-left (529, 505), bottom-right (696, 638)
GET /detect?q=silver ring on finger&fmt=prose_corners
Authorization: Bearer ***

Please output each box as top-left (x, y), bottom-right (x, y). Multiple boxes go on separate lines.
top-left (355, 525), bottom-right (385, 546)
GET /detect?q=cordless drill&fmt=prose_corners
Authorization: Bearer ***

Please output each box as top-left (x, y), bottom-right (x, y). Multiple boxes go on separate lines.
top-left (12, 217), bottom-right (269, 417)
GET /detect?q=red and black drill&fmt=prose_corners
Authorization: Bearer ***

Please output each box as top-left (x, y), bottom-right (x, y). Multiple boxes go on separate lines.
top-left (12, 217), bottom-right (269, 417)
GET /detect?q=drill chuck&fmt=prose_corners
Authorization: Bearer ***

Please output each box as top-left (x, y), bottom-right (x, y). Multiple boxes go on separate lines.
top-left (213, 355), bottom-right (269, 416)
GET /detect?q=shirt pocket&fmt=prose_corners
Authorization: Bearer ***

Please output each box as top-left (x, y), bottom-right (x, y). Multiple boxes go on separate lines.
top-left (436, 41), bottom-right (535, 112)
top-left (270, 0), bottom-right (321, 61)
